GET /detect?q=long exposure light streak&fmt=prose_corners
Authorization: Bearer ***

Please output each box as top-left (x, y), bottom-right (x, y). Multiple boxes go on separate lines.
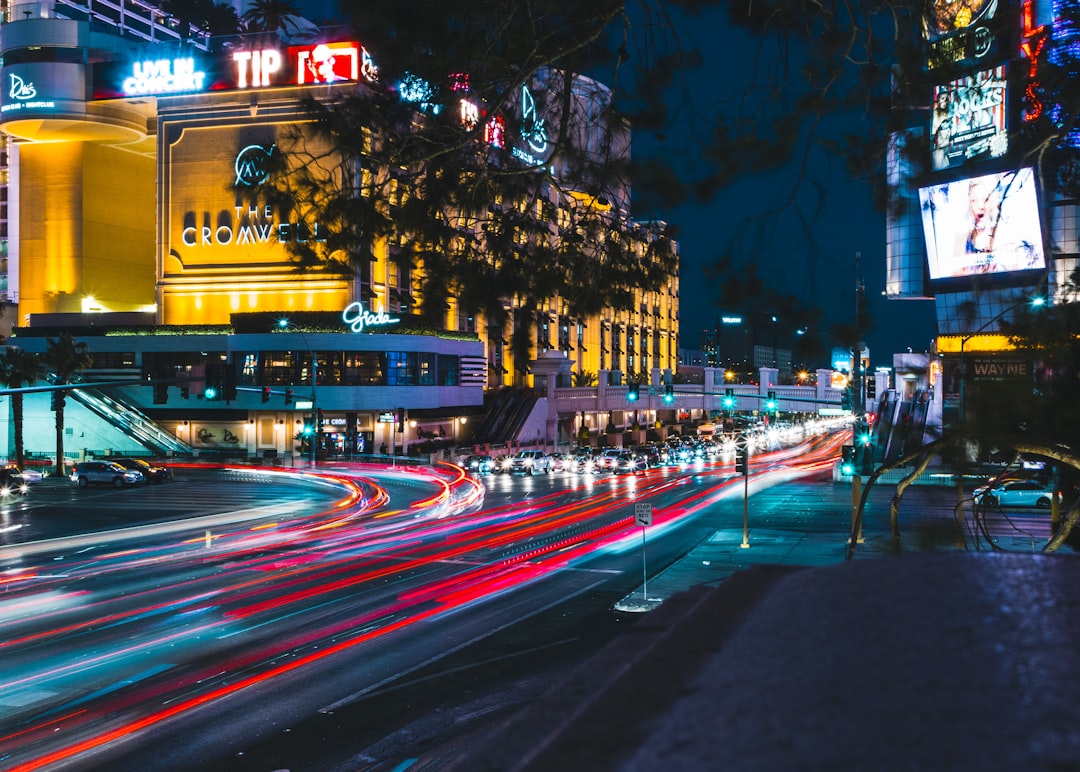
top-left (0, 434), bottom-right (844, 769)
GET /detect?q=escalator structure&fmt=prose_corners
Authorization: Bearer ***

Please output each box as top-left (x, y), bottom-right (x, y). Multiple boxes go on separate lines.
top-left (470, 388), bottom-right (540, 445)
top-left (70, 388), bottom-right (194, 457)
top-left (876, 389), bottom-right (932, 465)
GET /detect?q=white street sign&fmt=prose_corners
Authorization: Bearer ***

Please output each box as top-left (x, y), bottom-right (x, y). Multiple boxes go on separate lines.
top-left (634, 502), bottom-right (653, 527)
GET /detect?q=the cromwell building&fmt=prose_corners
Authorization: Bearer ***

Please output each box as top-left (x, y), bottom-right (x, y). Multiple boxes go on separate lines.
top-left (0, 1), bottom-right (679, 459)
top-left (887, 0), bottom-right (1080, 434)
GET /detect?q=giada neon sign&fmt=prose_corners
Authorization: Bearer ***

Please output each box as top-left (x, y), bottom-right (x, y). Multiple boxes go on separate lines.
top-left (342, 302), bottom-right (400, 333)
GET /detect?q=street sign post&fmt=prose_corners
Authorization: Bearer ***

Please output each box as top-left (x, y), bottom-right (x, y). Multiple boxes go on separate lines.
top-left (634, 502), bottom-right (653, 604)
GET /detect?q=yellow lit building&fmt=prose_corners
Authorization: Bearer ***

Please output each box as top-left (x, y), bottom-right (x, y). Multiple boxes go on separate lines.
top-left (0, 5), bottom-right (679, 389)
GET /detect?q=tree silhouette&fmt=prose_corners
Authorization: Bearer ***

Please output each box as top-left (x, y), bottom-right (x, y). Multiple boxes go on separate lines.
top-left (40, 333), bottom-right (92, 478)
top-left (0, 347), bottom-right (44, 470)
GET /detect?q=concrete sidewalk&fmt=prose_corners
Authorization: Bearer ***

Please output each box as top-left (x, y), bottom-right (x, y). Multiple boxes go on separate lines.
top-left (451, 479), bottom-right (1080, 771)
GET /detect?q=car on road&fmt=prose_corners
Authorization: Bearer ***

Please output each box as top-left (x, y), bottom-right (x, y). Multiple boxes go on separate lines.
top-left (70, 461), bottom-right (144, 488)
top-left (612, 451), bottom-right (647, 474)
top-left (509, 450), bottom-right (552, 475)
top-left (2, 463), bottom-right (42, 486)
top-left (111, 457), bottom-right (170, 483)
top-left (0, 465), bottom-right (30, 495)
top-left (972, 479), bottom-right (1059, 508)
top-left (462, 454), bottom-right (495, 475)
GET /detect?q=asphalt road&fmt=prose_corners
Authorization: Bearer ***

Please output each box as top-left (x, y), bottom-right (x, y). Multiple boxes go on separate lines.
top-left (3, 444), bottom-right (1065, 771)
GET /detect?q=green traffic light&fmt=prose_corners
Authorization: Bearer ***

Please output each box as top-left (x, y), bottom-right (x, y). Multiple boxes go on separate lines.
top-left (723, 397), bottom-right (735, 409)
top-left (204, 387), bottom-right (217, 399)
top-left (841, 462), bottom-right (855, 475)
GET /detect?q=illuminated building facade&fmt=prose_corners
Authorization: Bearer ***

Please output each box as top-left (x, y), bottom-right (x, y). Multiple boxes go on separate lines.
top-left (0, 2), bottom-right (678, 456)
top-left (0, 7), bottom-right (679, 391)
top-left (886, 0), bottom-right (1080, 426)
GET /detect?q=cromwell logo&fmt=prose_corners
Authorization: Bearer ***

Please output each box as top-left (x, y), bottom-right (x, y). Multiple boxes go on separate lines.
top-left (234, 144), bottom-right (276, 187)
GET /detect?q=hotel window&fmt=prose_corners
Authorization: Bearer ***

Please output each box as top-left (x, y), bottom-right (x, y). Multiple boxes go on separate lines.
top-left (418, 352), bottom-right (435, 386)
top-left (387, 351), bottom-right (415, 386)
top-left (438, 355), bottom-right (460, 386)
top-left (343, 351), bottom-right (385, 385)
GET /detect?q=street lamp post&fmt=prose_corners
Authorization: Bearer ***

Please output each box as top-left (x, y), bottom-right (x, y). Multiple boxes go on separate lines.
top-left (279, 318), bottom-right (318, 466)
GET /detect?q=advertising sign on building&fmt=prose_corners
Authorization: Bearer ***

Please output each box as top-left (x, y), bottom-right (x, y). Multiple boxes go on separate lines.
top-left (92, 41), bottom-right (376, 99)
top-left (919, 167), bottom-right (1046, 281)
top-left (923, 0), bottom-right (1005, 70)
top-left (931, 65), bottom-right (1007, 171)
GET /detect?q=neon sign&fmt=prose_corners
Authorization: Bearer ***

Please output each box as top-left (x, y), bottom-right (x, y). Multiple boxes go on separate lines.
top-left (233, 49), bottom-right (282, 88)
top-left (1020, 0), bottom-right (1047, 122)
top-left (234, 144), bottom-right (276, 187)
top-left (123, 57), bottom-right (205, 95)
top-left (1, 73), bottom-right (55, 112)
top-left (342, 302), bottom-right (400, 333)
top-left (292, 42), bottom-right (377, 85)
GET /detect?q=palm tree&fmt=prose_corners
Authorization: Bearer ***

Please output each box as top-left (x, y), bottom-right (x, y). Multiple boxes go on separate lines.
top-left (0, 347), bottom-right (45, 470)
top-left (40, 333), bottom-right (92, 478)
top-left (242, 0), bottom-right (300, 35)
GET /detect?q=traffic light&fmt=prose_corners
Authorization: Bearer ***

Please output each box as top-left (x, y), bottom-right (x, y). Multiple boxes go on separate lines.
top-left (735, 444), bottom-right (749, 475)
top-left (723, 388), bottom-right (735, 411)
top-left (50, 391), bottom-right (60, 412)
top-left (627, 382), bottom-right (639, 401)
top-left (866, 377), bottom-right (877, 401)
top-left (284, 387), bottom-right (293, 405)
top-left (841, 385), bottom-right (853, 411)
top-left (204, 362), bottom-right (222, 401)
top-left (841, 445), bottom-right (855, 475)
top-left (302, 418), bottom-right (314, 436)
top-left (179, 385), bottom-right (190, 399)
top-left (663, 383), bottom-right (674, 403)
top-left (396, 407), bottom-right (405, 432)
top-left (855, 420), bottom-right (872, 447)
top-left (765, 390), bottom-right (777, 412)
top-left (316, 408), bottom-right (325, 426)
top-left (153, 382), bottom-right (169, 404)
top-left (261, 386), bottom-right (271, 403)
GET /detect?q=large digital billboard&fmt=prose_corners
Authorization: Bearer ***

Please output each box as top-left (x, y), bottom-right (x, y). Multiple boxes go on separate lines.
top-left (919, 168), bottom-right (1045, 280)
top-left (923, 0), bottom-right (1004, 69)
top-left (931, 65), bottom-right (1007, 170)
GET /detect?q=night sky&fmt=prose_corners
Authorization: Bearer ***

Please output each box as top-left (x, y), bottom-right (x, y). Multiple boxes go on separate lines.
top-left (634, 7), bottom-right (939, 367)
top-left (296, 1), bottom-right (939, 367)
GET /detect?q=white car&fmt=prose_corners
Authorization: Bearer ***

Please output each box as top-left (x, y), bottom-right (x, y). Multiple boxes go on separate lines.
top-left (973, 479), bottom-right (1059, 508)
top-left (509, 450), bottom-right (552, 475)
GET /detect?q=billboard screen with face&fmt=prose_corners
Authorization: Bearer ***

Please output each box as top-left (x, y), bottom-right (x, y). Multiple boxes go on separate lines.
top-left (918, 168), bottom-right (1045, 281)
top-left (931, 66), bottom-right (1007, 171)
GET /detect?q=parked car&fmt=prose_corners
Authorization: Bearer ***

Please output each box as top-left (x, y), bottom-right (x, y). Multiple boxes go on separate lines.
top-left (463, 454), bottom-right (495, 475)
top-left (111, 457), bottom-right (170, 483)
top-left (509, 450), bottom-right (552, 475)
top-left (70, 461), bottom-right (143, 488)
top-left (973, 479), bottom-right (1059, 508)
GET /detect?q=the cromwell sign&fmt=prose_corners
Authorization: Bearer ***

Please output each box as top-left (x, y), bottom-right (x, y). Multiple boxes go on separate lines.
top-left (177, 142), bottom-right (326, 249)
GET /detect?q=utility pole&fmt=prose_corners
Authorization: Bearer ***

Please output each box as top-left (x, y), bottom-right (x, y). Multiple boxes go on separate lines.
top-left (852, 252), bottom-right (866, 424)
